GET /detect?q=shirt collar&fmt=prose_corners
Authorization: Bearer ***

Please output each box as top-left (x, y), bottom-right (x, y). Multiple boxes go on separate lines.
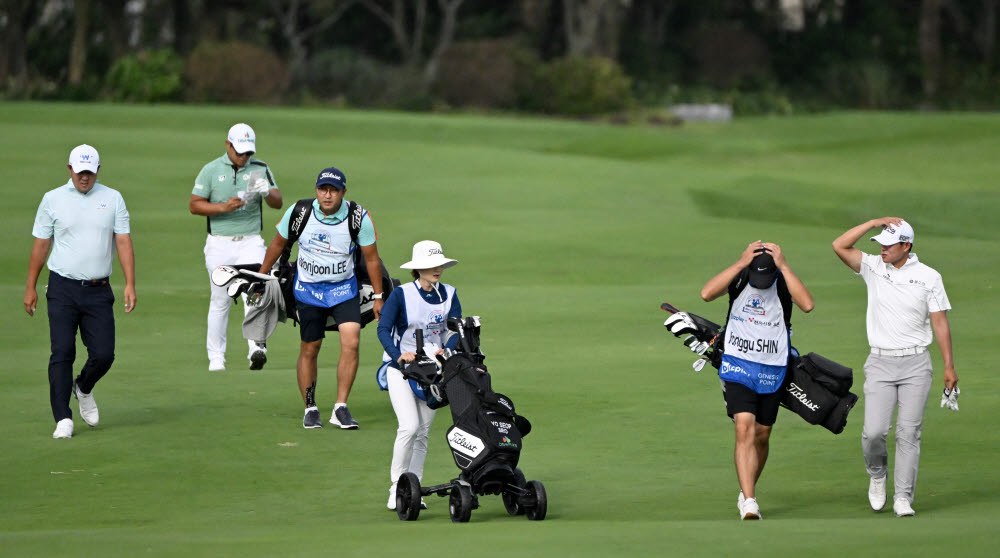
top-left (311, 199), bottom-right (348, 222)
top-left (218, 153), bottom-right (254, 170)
top-left (64, 180), bottom-right (100, 196)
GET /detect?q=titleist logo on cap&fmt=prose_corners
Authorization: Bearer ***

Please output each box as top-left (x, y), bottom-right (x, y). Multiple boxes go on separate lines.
top-left (320, 172), bottom-right (342, 180)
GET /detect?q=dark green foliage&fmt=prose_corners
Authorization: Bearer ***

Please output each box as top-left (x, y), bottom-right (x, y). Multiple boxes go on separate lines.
top-left (303, 48), bottom-right (431, 110)
top-left (104, 49), bottom-right (184, 103)
top-left (183, 42), bottom-right (287, 103)
top-left (515, 55), bottom-right (633, 115)
top-left (434, 39), bottom-right (521, 108)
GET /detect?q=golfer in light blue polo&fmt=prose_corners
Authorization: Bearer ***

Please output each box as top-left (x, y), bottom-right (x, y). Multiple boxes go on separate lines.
top-left (25, 144), bottom-right (137, 439)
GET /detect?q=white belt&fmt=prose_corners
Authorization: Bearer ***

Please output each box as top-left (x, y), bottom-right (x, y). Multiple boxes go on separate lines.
top-left (210, 234), bottom-right (251, 242)
top-left (870, 346), bottom-right (927, 356)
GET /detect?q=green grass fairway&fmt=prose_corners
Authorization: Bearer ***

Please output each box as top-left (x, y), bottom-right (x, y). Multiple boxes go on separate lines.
top-left (1, 102), bottom-right (998, 557)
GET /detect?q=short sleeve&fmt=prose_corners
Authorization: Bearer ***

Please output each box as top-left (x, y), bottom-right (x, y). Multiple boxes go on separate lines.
top-left (266, 166), bottom-right (277, 188)
top-left (192, 164), bottom-right (213, 197)
top-left (113, 192), bottom-right (130, 234)
top-left (927, 273), bottom-right (952, 313)
top-left (356, 211), bottom-right (377, 247)
top-left (31, 194), bottom-right (54, 239)
top-left (858, 253), bottom-right (880, 281)
top-left (275, 205), bottom-right (295, 239)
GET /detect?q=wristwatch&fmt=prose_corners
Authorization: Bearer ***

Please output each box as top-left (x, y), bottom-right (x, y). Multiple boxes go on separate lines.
top-left (372, 293), bottom-right (383, 300)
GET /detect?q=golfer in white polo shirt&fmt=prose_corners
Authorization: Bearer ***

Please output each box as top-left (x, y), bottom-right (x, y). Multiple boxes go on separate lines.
top-left (833, 217), bottom-right (958, 517)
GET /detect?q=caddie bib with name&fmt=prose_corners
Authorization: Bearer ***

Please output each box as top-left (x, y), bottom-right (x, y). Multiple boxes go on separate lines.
top-left (398, 281), bottom-right (456, 356)
top-left (720, 281), bottom-right (789, 394)
top-left (293, 211), bottom-right (357, 307)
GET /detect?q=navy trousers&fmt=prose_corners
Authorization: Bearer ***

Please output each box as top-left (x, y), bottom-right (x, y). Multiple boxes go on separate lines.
top-left (46, 272), bottom-right (116, 422)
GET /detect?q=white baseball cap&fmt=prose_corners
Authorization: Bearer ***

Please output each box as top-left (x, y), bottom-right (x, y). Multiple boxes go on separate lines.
top-left (227, 123), bottom-right (256, 154)
top-left (871, 220), bottom-right (915, 246)
top-left (400, 240), bottom-right (458, 270)
top-left (68, 144), bottom-right (100, 173)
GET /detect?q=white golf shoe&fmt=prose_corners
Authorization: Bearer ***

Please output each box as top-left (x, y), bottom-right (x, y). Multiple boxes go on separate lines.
top-left (209, 358), bottom-right (225, 372)
top-left (73, 381), bottom-right (99, 427)
top-left (52, 418), bottom-right (74, 439)
top-left (893, 498), bottom-right (915, 517)
top-left (387, 483), bottom-right (397, 510)
top-left (740, 497), bottom-right (761, 520)
top-left (869, 476), bottom-right (887, 511)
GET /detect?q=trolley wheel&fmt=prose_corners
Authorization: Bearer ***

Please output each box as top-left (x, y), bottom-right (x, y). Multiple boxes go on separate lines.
top-left (502, 468), bottom-right (527, 516)
top-left (396, 472), bottom-right (422, 521)
top-left (524, 480), bottom-right (547, 521)
top-left (449, 482), bottom-right (473, 523)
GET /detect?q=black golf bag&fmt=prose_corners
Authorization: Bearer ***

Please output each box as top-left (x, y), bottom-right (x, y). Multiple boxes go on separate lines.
top-left (395, 317), bottom-right (546, 522)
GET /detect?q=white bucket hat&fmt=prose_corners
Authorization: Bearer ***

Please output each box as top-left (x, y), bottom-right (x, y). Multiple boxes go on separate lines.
top-left (400, 240), bottom-right (457, 270)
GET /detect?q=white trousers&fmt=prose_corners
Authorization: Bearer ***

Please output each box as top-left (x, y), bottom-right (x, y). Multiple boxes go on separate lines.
top-left (387, 366), bottom-right (436, 485)
top-left (203, 234), bottom-right (266, 362)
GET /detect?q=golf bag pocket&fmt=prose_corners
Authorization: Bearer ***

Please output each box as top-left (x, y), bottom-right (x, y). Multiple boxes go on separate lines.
top-left (821, 392), bottom-right (859, 435)
top-left (798, 352), bottom-right (853, 396)
top-left (780, 364), bottom-right (839, 425)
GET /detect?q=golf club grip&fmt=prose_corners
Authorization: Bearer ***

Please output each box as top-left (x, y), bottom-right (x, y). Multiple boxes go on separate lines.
top-left (415, 329), bottom-right (425, 356)
top-left (660, 302), bottom-right (681, 314)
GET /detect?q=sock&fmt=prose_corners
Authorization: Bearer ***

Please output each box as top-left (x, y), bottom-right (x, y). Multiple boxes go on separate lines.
top-left (305, 382), bottom-right (316, 408)
top-left (334, 403), bottom-right (346, 410)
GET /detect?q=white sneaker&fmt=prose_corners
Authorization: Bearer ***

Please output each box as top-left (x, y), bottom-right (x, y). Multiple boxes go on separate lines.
top-left (53, 418), bottom-right (74, 439)
top-left (737, 490), bottom-right (745, 514)
top-left (893, 498), bottom-right (915, 517)
top-left (209, 359), bottom-right (225, 372)
top-left (387, 483), bottom-right (397, 510)
top-left (740, 497), bottom-right (761, 520)
top-left (73, 381), bottom-right (99, 426)
top-left (869, 476), bottom-right (887, 511)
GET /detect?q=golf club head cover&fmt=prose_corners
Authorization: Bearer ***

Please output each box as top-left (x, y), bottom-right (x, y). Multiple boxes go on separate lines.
top-left (665, 312), bottom-right (699, 337)
top-left (227, 278), bottom-right (251, 299)
top-left (940, 387), bottom-right (960, 411)
top-left (211, 265), bottom-right (240, 287)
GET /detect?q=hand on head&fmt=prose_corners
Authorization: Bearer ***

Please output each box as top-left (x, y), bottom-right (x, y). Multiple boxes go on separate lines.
top-left (762, 242), bottom-right (786, 269)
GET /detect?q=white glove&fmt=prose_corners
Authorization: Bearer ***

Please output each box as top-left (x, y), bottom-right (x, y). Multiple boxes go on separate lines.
top-left (665, 312), bottom-right (698, 337)
top-left (940, 387), bottom-right (960, 411)
top-left (247, 177), bottom-right (271, 196)
top-left (683, 335), bottom-right (709, 355)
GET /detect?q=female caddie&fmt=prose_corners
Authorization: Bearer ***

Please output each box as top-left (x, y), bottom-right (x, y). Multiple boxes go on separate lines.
top-left (376, 240), bottom-right (463, 510)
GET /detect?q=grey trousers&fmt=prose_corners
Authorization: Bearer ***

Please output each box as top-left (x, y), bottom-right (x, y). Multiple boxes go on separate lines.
top-left (242, 280), bottom-right (286, 344)
top-left (861, 351), bottom-right (933, 503)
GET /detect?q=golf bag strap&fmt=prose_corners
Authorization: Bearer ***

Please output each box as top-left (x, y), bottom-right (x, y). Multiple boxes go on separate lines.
top-left (280, 198), bottom-right (314, 263)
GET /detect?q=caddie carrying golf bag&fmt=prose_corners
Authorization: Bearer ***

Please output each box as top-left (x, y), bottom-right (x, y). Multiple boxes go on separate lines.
top-left (661, 302), bottom-right (859, 434)
top-left (211, 199), bottom-right (398, 330)
top-left (393, 317), bottom-right (547, 523)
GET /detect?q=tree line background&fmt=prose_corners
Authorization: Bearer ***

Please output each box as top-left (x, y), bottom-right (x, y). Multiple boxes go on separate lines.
top-left (2, 0), bottom-right (998, 116)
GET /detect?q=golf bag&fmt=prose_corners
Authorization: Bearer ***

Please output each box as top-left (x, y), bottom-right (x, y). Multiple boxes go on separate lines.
top-left (395, 317), bottom-right (546, 522)
top-left (661, 302), bottom-right (859, 434)
top-left (405, 318), bottom-right (531, 489)
top-left (782, 353), bottom-right (858, 434)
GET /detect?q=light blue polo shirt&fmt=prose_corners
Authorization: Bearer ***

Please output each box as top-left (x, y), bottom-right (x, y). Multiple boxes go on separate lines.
top-left (32, 181), bottom-right (130, 280)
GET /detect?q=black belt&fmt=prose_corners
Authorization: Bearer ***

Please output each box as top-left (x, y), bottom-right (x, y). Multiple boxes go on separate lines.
top-left (53, 272), bottom-right (109, 286)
